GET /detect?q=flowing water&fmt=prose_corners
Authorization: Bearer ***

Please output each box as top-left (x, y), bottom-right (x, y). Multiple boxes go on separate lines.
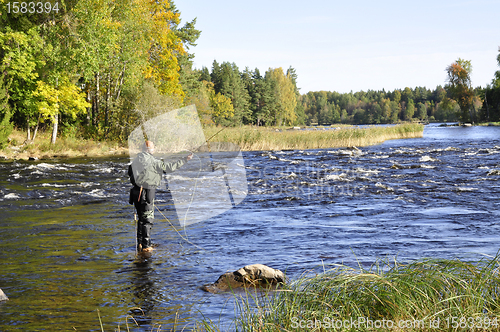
top-left (1, 124), bottom-right (500, 331)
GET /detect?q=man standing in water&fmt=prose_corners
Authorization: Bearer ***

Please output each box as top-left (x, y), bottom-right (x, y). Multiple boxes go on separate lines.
top-left (128, 140), bottom-right (193, 253)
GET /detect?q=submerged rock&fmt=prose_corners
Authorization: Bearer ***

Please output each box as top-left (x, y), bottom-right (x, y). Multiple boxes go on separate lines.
top-left (201, 264), bottom-right (285, 293)
top-left (0, 288), bottom-right (8, 301)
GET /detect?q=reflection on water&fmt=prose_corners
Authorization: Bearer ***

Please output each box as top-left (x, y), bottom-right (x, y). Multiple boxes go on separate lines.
top-left (1, 124), bottom-right (500, 330)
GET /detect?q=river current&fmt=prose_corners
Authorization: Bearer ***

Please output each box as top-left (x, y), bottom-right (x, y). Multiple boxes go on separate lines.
top-left (1, 124), bottom-right (500, 330)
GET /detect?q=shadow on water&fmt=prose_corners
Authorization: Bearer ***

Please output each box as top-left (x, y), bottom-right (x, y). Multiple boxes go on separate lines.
top-left (1, 126), bottom-right (500, 330)
top-left (127, 257), bottom-right (157, 327)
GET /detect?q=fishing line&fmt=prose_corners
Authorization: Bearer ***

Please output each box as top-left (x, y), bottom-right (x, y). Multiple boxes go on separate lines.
top-left (134, 212), bottom-right (138, 256)
top-left (152, 127), bottom-right (226, 250)
top-left (180, 149), bottom-right (202, 230)
top-left (155, 150), bottom-right (203, 250)
top-left (154, 203), bottom-right (204, 251)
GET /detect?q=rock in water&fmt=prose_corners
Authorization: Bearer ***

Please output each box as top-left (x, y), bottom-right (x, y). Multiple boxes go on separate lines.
top-left (0, 289), bottom-right (8, 301)
top-left (202, 264), bottom-right (285, 293)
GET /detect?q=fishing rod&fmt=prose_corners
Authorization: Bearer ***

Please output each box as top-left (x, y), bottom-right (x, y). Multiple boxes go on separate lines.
top-left (151, 127), bottom-right (227, 248)
top-left (192, 126), bottom-right (226, 153)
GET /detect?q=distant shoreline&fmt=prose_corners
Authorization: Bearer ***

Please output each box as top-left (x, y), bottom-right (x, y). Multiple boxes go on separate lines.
top-left (1, 124), bottom-right (425, 161)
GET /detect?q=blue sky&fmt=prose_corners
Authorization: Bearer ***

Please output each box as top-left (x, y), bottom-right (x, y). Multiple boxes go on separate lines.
top-left (176, 0), bottom-right (499, 94)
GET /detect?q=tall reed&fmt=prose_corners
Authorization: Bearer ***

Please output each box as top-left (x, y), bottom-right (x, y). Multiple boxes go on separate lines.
top-left (203, 124), bottom-right (424, 151)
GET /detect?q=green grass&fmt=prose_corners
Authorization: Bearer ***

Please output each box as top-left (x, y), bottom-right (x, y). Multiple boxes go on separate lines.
top-left (205, 255), bottom-right (500, 331)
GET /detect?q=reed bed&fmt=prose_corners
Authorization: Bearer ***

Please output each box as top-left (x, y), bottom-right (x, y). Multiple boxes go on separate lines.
top-left (2, 123), bottom-right (423, 159)
top-left (203, 124), bottom-right (424, 151)
top-left (1, 129), bottom-right (128, 160)
top-left (222, 255), bottom-right (500, 331)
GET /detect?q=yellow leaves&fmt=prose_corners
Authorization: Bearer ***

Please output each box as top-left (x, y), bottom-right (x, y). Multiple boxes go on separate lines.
top-left (144, 0), bottom-right (186, 99)
top-left (209, 89), bottom-right (234, 120)
top-left (148, 0), bottom-right (180, 25)
top-left (58, 82), bottom-right (91, 118)
top-left (32, 81), bottom-right (59, 121)
top-left (72, 0), bottom-right (186, 100)
top-left (197, 81), bottom-right (235, 125)
top-left (31, 79), bottom-right (90, 123)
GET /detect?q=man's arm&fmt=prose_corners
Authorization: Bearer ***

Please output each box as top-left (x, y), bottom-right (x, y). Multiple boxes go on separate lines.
top-left (159, 153), bottom-right (193, 174)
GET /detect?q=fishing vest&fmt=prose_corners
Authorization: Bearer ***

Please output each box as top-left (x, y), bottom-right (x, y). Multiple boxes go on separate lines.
top-left (130, 152), bottom-right (163, 189)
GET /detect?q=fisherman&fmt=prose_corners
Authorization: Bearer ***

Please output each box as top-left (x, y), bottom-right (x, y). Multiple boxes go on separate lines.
top-left (128, 140), bottom-right (193, 253)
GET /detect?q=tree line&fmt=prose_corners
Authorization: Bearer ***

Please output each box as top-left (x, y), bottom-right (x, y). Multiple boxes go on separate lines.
top-left (301, 55), bottom-right (500, 126)
top-left (1, 0), bottom-right (499, 148)
top-left (0, 0), bottom-right (200, 146)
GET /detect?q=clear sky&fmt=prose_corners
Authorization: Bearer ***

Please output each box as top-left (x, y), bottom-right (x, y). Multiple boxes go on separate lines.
top-left (175, 0), bottom-right (499, 94)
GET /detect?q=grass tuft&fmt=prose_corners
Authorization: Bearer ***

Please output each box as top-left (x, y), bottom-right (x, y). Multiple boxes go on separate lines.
top-left (216, 255), bottom-right (500, 331)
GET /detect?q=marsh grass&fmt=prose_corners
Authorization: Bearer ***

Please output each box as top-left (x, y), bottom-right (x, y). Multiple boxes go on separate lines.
top-left (2, 124), bottom-right (423, 159)
top-left (1, 129), bottom-right (127, 159)
top-left (203, 124), bottom-right (424, 151)
top-left (479, 122), bottom-right (500, 126)
top-left (211, 255), bottom-right (500, 331)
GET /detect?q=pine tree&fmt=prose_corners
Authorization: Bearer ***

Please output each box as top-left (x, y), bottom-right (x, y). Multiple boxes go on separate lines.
top-left (210, 62), bottom-right (250, 126)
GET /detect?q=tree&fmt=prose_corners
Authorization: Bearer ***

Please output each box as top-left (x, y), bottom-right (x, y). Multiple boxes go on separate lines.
top-left (404, 99), bottom-right (415, 120)
top-left (483, 48), bottom-right (500, 121)
top-left (169, 4), bottom-right (201, 100)
top-left (417, 102), bottom-right (427, 121)
top-left (287, 66), bottom-right (305, 125)
top-left (393, 90), bottom-right (401, 104)
top-left (144, 0), bottom-right (186, 99)
top-left (30, 78), bottom-right (90, 144)
top-left (401, 87), bottom-right (413, 104)
top-left (0, 29), bottom-right (44, 140)
top-left (199, 67), bottom-right (211, 82)
top-left (381, 98), bottom-right (391, 122)
top-left (390, 100), bottom-right (400, 123)
top-left (256, 71), bottom-right (278, 126)
top-left (210, 61), bottom-right (250, 125)
top-left (494, 47), bottom-right (500, 89)
top-left (352, 108), bottom-right (367, 124)
top-left (0, 70), bottom-right (13, 147)
top-left (446, 58), bottom-right (475, 122)
top-left (266, 67), bottom-right (297, 126)
top-left (206, 82), bottom-right (234, 125)
top-left (371, 103), bottom-right (383, 123)
top-left (436, 97), bottom-right (459, 121)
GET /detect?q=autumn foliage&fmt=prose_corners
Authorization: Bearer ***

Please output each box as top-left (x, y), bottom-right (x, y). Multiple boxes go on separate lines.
top-left (446, 59), bottom-right (476, 122)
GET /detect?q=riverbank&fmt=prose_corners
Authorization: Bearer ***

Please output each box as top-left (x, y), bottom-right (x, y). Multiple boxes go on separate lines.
top-left (0, 129), bottom-right (128, 161)
top-left (0, 124), bottom-right (423, 161)
top-left (205, 255), bottom-right (500, 332)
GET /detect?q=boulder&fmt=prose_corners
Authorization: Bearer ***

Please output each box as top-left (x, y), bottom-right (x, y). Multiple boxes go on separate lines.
top-left (0, 288), bottom-right (8, 302)
top-left (202, 264), bottom-right (285, 293)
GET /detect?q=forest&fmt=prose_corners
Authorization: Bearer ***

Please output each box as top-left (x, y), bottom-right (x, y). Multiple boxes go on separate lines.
top-left (1, 0), bottom-right (500, 148)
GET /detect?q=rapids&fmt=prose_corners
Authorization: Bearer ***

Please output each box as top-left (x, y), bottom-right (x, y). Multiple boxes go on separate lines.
top-left (0, 123), bottom-right (499, 330)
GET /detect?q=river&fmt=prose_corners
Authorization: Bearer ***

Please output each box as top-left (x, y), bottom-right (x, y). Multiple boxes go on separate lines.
top-left (1, 124), bottom-right (499, 331)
